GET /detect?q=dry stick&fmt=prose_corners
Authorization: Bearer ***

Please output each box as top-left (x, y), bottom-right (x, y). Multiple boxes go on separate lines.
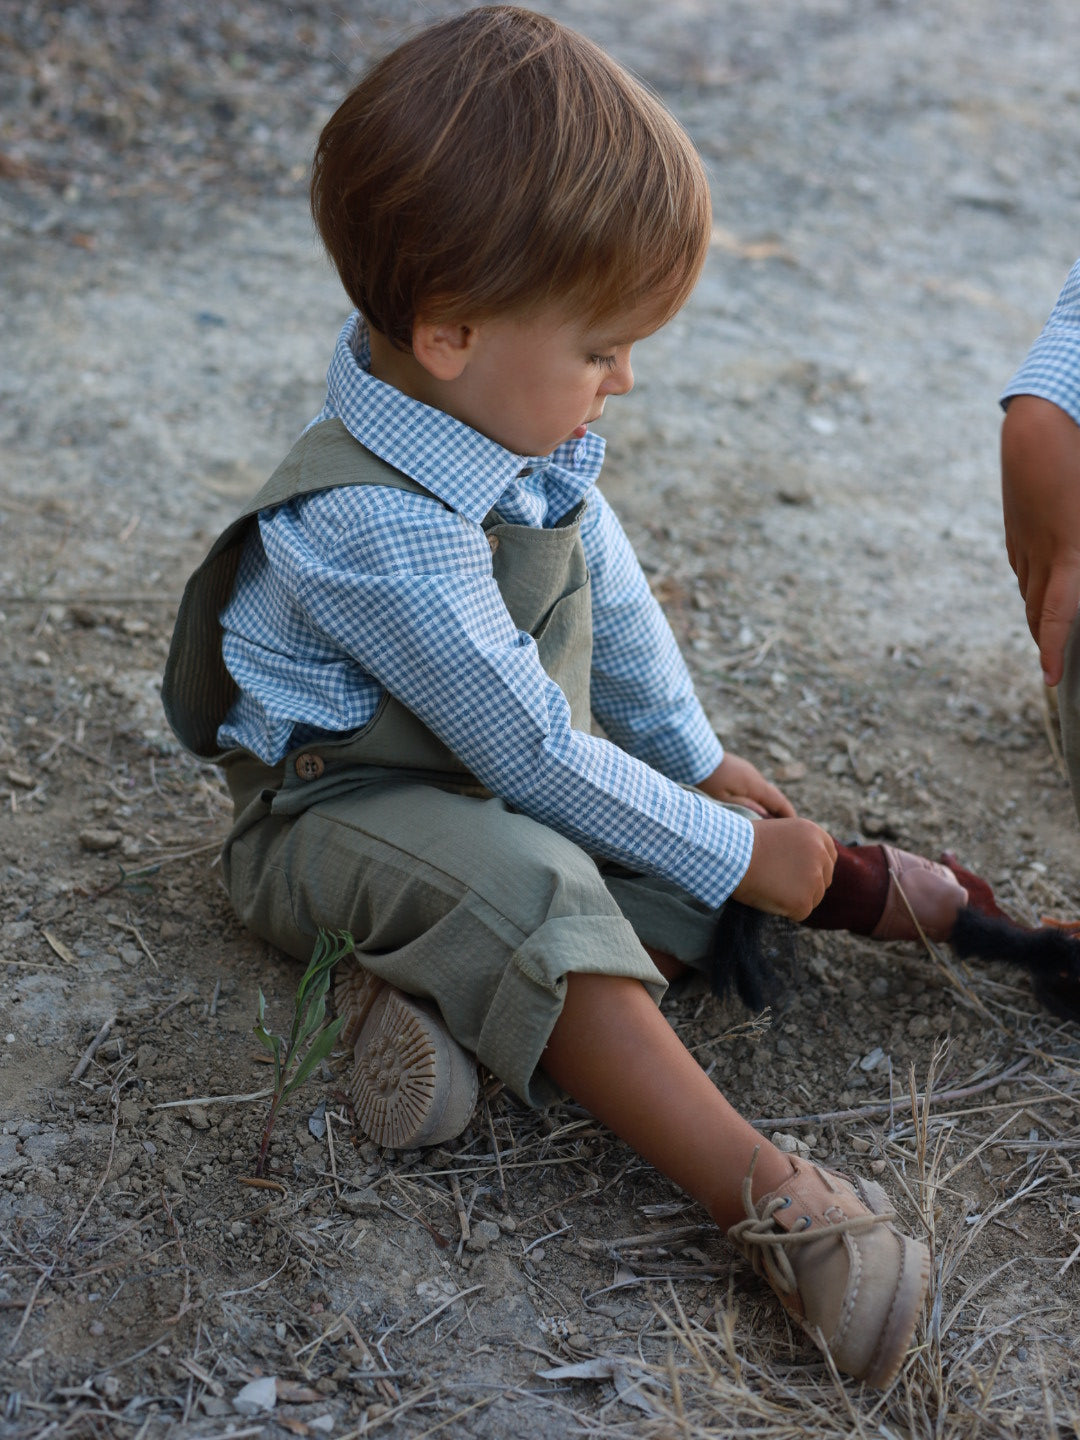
top-left (751, 1055), bottom-right (1031, 1130)
top-left (325, 1108), bottom-right (340, 1199)
top-left (484, 1092), bottom-right (508, 1203)
top-left (177, 1357), bottom-right (225, 1399)
top-left (1055, 1233), bottom-right (1080, 1279)
top-left (8, 1090), bottom-right (125, 1352)
top-left (67, 1085), bottom-right (121, 1247)
top-left (339, 1314), bottom-right (399, 1405)
top-left (236, 1176), bottom-right (287, 1195)
top-left (449, 1172), bottom-right (471, 1256)
top-left (123, 841), bottom-right (223, 870)
top-left (578, 1223), bottom-right (709, 1253)
top-left (6, 1270), bottom-right (54, 1355)
top-left (120, 918), bottom-right (159, 972)
top-left (38, 728), bottom-right (113, 768)
top-left (152, 1089), bottom-right (271, 1110)
top-left (401, 1283), bottom-right (484, 1338)
top-left (409, 1392), bottom-right (501, 1440)
top-left (336, 1382), bottom-right (442, 1440)
top-left (160, 1188), bottom-right (195, 1326)
top-left (70, 1017), bottom-right (116, 1083)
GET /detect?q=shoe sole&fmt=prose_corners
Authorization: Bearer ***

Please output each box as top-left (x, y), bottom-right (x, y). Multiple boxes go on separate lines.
top-left (334, 960), bottom-right (385, 1050)
top-left (334, 961), bottom-right (478, 1150)
top-left (853, 1176), bottom-right (932, 1388)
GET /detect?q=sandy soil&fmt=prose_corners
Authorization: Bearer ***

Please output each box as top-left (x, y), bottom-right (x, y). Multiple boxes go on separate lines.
top-left (2, 3), bottom-right (1080, 1436)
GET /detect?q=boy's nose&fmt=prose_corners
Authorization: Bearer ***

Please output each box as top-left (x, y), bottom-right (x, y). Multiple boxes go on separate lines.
top-left (602, 357), bottom-right (634, 396)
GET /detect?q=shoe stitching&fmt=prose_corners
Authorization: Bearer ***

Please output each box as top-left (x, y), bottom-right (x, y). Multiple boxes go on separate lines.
top-left (728, 1154), bottom-right (896, 1303)
top-left (863, 1237), bottom-right (927, 1387)
top-left (827, 1231), bottom-right (861, 1359)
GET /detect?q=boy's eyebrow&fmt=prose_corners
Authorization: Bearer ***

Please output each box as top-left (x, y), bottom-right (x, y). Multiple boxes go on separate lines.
top-left (590, 331), bottom-right (636, 348)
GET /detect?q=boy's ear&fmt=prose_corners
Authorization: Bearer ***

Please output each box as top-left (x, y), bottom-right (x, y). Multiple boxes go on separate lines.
top-left (412, 319), bottom-right (477, 381)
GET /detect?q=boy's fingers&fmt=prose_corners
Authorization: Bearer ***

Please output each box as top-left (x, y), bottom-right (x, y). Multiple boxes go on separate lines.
top-left (768, 788), bottom-right (797, 819)
top-left (729, 794), bottom-right (769, 816)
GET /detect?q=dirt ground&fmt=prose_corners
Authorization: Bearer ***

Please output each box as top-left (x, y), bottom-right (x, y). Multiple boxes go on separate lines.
top-left (3, 2), bottom-right (1080, 1437)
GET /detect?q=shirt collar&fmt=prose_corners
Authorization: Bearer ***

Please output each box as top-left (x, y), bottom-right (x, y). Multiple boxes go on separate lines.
top-left (321, 312), bottom-right (605, 524)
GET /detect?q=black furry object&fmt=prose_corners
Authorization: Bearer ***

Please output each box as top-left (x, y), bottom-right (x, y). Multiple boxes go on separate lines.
top-left (706, 900), bottom-right (795, 1012)
top-left (950, 906), bottom-right (1080, 1022)
top-left (708, 901), bottom-right (1080, 1024)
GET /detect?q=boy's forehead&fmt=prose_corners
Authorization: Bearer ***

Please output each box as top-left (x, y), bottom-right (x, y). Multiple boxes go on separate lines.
top-left (545, 294), bottom-right (673, 345)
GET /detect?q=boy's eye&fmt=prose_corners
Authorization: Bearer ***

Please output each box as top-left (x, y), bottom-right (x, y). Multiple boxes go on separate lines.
top-left (589, 353), bottom-right (618, 370)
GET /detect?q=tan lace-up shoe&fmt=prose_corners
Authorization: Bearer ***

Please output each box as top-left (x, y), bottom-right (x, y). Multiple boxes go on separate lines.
top-left (334, 960), bottom-right (478, 1150)
top-left (728, 1151), bottom-right (930, 1386)
top-left (870, 844), bottom-right (968, 942)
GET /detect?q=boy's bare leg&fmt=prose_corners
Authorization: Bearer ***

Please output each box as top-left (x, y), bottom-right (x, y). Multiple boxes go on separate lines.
top-left (643, 945), bottom-right (688, 982)
top-left (540, 971), bottom-right (791, 1228)
top-left (540, 970), bottom-right (930, 1386)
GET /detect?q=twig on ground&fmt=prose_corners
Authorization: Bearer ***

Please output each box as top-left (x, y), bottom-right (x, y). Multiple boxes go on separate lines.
top-left (70, 1016), bottom-right (116, 1083)
top-left (751, 1056), bottom-right (1031, 1130)
top-left (160, 1189), bottom-right (195, 1326)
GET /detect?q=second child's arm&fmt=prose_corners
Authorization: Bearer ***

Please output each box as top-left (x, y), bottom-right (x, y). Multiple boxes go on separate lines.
top-left (1001, 395), bottom-right (1080, 686)
top-left (1000, 258), bottom-right (1080, 686)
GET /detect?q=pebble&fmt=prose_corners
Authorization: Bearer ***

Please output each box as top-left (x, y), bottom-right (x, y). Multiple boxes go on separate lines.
top-left (770, 1131), bottom-right (810, 1157)
top-left (233, 1377), bottom-right (277, 1415)
top-left (467, 1219), bottom-right (501, 1251)
top-left (340, 1185), bottom-right (382, 1216)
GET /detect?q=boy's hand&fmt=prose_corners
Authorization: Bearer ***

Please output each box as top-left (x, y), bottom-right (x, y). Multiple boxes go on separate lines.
top-left (1001, 395), bottom-right (1080, 687)
top-left (697, 752), bottom-right (796, 818)
top-left (732, 817), bottom-right (836, 921)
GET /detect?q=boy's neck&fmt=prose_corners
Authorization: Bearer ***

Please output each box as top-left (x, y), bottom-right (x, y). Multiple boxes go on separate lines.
top-left (367, 327), bottom-right (442, 408)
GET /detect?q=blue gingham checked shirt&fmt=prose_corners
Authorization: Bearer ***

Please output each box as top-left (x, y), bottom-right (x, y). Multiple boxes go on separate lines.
top-left (1001, 259), bottom-right (1080, 422)
top-left (218, 313), bottom-right (755, 908)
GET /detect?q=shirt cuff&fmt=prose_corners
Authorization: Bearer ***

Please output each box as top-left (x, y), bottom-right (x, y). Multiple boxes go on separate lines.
top-left (1000, 330), bottom-right (1080, 428)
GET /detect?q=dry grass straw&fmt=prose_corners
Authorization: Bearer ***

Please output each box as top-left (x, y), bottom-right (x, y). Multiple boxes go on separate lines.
top-left (581, 1030), bottom-right (1080, 1440)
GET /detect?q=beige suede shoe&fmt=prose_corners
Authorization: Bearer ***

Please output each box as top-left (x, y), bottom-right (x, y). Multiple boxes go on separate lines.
top-left (334, 960), bottom-right (478, 1150)
top-left (728, 1152), bottom-right (930, 1386)
top-left (870, 844), bottom-right (968, 942)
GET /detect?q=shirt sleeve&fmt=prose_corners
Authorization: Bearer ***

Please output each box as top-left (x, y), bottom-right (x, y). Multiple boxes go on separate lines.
top-left (254, 483), bottom-right (753, 908)
top-left (1000, 260), bottom-right (1080, 426)
top-left (581, 490), bottom-right (724, 784)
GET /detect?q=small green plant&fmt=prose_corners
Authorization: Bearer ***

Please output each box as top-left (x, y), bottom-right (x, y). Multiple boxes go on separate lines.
top-left (252, 926), bottom-right (355, 1177)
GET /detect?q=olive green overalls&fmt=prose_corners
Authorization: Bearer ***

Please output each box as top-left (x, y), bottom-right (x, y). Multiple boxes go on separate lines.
top-left (163, 419), bottom-right (720, 1105)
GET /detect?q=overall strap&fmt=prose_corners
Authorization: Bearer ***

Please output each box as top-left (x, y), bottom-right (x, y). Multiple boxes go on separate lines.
top-left (162, 420), bottom-right (435, 759)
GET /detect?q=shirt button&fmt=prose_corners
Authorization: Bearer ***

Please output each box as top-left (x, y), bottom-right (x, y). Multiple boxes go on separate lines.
top-left (487, 533), bottom-right (500, 553)
top-left (294, 752), bottom-right (325, 781)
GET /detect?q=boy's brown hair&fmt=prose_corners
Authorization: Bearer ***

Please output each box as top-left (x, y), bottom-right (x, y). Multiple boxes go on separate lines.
top-left (311, 5), bottom-right (712, 349)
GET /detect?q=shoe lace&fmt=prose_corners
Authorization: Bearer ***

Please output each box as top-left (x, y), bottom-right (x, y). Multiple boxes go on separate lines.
top-left (728, 1158), bottom-right (896, 1299)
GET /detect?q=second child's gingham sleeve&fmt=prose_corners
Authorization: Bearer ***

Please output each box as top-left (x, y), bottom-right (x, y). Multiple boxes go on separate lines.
top-left (257, 484), bottom-right (754, 909)
top-left (1001, 260), bottom-right (1080, 425)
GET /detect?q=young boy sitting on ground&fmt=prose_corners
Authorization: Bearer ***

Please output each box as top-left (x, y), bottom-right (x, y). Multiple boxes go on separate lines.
top-left (163, 5), bottom-right (945, 1388)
